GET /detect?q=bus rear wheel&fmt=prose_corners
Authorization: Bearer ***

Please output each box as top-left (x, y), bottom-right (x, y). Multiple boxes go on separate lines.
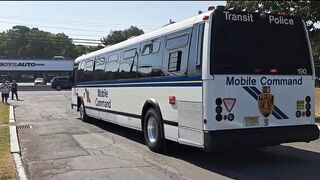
top-left (143, 108), bottom-right (165, 152)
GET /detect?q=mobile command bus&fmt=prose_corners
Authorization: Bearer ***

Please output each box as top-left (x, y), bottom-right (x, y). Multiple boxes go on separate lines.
top-left (71, 6), bottom-right (319, 152)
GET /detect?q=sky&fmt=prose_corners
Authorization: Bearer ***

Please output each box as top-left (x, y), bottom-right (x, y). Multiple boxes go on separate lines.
top-left (0, 1), bottom-right (226, 46)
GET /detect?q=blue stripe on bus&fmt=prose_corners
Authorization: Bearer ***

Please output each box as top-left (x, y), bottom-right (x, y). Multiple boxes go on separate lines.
top-left (76, 76), bottom-right (202, 87)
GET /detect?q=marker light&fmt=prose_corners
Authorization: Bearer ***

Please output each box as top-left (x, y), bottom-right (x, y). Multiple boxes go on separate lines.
top-left (208, 6), bottom-right (215, 11)
top-left (215, 106), bottom-right (222, 113)
top-left (270, 68), bottom-right (278, 73)
top-left (169, 96), bottom-right (176, 105)
top-left (279, 12), bottom-right (286, 16)
top-left (203, 16), bottom-right (209, 21)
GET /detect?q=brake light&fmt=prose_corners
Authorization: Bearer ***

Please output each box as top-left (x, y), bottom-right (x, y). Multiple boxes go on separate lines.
top-left (279, 12), bottom-right (286, 16)
top-left (270, 68), bottom-right (278, 73)
top-left (208, 6), bottom-right (215, 11)
top-left (169, 96), bottom-right (176, 105)
top-left (203, 16), bottom-right (209, 21)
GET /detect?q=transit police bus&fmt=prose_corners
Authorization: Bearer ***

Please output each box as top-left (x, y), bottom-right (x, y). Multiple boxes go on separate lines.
top-left (71, 6), bottom-right (319, 152)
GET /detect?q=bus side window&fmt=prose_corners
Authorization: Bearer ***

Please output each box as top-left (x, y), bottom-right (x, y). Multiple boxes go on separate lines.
top-left (83, 59), bottom-right (94, 82)
top-left (187, 23), bottom-right (204, 77)
top-left (94, 57), bottom-right (106, 81)
top-left (119, 47), bottom-right (138, 79)
top-left (163, 29), bottom-right (191, 77)
top-left (77, 60), bottom-right (86, 82)
top-left (105, 51), bottom-right (120, 80)
top-left (72, 62), bottom-right (79, 86)
top-left (141, 40), bottom-right (160, 55)
top-left (168, 51), bottom-right (182, 72)
top-left (138, 38), bottom-right (164, 77)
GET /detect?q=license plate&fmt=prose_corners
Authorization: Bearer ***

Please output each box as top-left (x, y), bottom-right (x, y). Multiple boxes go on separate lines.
top-left (296, 100), bottom-right (305, 110)
top-left (244, 116), bottom-right (259, 126)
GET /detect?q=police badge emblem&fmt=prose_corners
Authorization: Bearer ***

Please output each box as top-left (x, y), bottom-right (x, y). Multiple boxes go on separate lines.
top-left (258, 86), bottom-right (274, 118)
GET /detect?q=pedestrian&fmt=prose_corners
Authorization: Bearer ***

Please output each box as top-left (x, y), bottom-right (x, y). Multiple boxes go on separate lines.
top-left (0, 80), bottom-right (10, 104)
top-left (11, 79), bottom-right (19, 100)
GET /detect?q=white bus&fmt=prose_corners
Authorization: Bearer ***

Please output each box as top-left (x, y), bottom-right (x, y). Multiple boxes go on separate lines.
top-left (71, 6), bottom-right (319, 152)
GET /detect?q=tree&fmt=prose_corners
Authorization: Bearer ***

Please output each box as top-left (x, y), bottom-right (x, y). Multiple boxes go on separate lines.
top-left (0, 25), bottom-right (103, 59)
top-left (101, 26), bottom-right (144, 46)
top-left (226, 1), bottom-right (320, 63)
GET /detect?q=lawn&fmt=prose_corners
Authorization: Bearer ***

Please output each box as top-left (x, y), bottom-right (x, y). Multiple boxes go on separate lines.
top-left (0, 104), bottom-right (16, 180)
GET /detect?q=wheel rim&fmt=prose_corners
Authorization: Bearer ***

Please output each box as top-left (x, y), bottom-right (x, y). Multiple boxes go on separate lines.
top-left (147, 116), bottom-right (158, 143)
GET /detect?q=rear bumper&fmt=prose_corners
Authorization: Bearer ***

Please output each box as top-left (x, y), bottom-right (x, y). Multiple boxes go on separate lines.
top-left (204, 124), bottom-right (319, 151)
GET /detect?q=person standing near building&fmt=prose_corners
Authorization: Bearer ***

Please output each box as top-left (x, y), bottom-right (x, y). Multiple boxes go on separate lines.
top-left (0, 80), bottom-right (10, 104)
top-left (11, 80), bottom-right (18, 100)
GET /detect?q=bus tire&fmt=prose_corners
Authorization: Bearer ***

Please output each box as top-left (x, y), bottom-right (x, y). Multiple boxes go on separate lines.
top-left (143, 108), bottom-right (165, 152)
top-left (55, 85), bottom-right (62, 91)
top-left (79, 101), bottom-right (89, 122)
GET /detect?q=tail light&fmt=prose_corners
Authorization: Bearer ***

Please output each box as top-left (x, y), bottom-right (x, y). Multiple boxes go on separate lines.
top-left (169, 96), bottom-right (176, 105)
top-left (208, 6), bottom-right (215, 11)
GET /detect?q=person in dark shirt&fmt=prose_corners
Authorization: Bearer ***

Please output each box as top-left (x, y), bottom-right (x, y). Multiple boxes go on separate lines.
top-left (11, 80), bottom-right (18, 100)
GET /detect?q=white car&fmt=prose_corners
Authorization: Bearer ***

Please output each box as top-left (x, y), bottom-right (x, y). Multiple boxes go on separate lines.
top-left (34, 78), bottom-right (45, 85)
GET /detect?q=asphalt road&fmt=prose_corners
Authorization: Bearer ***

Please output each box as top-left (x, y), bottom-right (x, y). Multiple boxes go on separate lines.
top-left (10, 90), bottom-right (320, 180)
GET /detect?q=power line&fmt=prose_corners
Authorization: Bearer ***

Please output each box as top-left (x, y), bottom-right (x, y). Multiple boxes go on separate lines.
top-left (0, 15), bottom-right (159, 29)
top-left (0, 28), bottom-right (105, 38)
top-left (0, 20), bottom-right (108, 33)
top-left (0, 36), bottom-right (102, 45)
top-left (0, 34), bottom-right (101, 42)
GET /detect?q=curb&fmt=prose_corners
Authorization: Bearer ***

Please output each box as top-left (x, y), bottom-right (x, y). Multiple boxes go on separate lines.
top-left (9, 105), bottom-right (28, 180)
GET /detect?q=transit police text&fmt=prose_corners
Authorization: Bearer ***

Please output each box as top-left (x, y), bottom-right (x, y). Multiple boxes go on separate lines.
top-left (226, 76), bottom-right (303, 86)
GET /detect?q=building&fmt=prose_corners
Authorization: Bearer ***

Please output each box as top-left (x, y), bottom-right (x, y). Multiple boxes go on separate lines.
top-left (0, 59), bottom-right (74, 82)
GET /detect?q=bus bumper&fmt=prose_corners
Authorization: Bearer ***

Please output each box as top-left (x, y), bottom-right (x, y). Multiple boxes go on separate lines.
top-left (204, 124), bottom-right (319, 151)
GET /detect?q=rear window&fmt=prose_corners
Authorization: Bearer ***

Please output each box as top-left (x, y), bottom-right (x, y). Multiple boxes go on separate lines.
top-left (211, 10), bottom-right (312, 75)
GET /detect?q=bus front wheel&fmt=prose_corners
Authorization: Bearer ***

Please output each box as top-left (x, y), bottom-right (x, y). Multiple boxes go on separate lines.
top-left (79, 101), bottom-right (88, 122)
top-left (143, 108), bottom-right (165, 152)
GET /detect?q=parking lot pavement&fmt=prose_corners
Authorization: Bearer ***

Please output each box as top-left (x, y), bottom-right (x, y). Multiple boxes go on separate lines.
top-left (10, 91), bottom-right (320, 180)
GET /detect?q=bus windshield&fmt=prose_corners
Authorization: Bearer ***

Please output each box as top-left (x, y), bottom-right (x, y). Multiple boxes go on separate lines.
top-left (211, 10), bottom-right (312, 75)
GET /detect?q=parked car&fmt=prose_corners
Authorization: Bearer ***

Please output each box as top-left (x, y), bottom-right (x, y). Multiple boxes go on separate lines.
top-left (50, 76), bottom-right (72, 91)
top-left (34, 78), bottom-right (46, 85)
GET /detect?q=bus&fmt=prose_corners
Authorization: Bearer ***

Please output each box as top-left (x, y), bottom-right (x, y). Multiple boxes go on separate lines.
top-left (71, 6), bottom-right (319, 152)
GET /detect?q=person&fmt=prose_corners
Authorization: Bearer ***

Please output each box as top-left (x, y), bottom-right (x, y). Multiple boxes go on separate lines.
top-left (0, 80), bottom-right (10, 104)
top-left (11, 80), bottom-right (18, 100)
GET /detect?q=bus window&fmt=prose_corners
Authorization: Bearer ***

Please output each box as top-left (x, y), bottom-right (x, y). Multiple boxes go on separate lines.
top-left (105, 52), bottom-right (120, 80)
top-left (165, 34), bottom-right (189, 50)
top-left (168, 51), bottom-right (182, 72)
top-left (211, 10), bottom-right (312, 75)
top-left (77, 60), bottom-right (86, 82)
top-left (94, 57), bottom-right (106, 81)
top-left (83, 60), bottom-right (94, 81)
top-left (119, 47), bottom-right (138, 79)
top-left (123, 49), bottom-right (137, 59)
top-left (142, 40), bottom-right (161, 55)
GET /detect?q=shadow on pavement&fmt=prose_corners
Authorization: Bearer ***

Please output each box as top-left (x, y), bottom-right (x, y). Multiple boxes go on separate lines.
top-left (85, 117), bottom-right (320, 179)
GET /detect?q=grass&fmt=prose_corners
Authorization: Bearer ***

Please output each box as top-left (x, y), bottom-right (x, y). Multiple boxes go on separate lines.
top-left (0, 103), bottom-right (16, 180)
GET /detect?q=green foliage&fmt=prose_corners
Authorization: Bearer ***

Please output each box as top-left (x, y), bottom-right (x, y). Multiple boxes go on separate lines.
top-left (226, 1), bottom-right (320, 31)
top-left (101, 26), bottom-right (144, 46)
top-left (226, 1), bottom-right (320, 64)
top-left (0, 26), bottom-right (103, 59)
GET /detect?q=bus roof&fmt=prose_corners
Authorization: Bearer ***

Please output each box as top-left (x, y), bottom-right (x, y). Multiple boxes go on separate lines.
top-left (74, 10), bottom-right (214, 63)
